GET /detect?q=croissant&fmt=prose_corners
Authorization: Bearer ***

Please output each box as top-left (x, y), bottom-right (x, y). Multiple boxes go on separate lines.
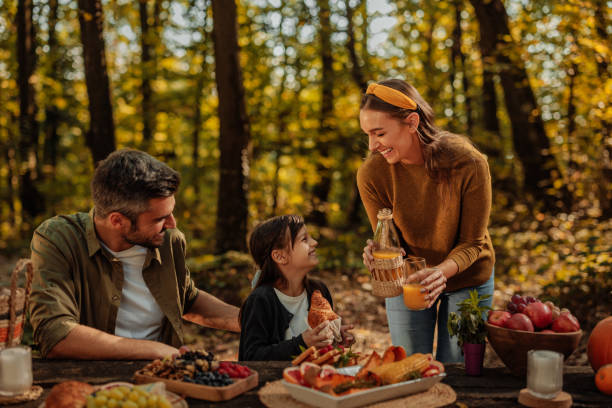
top-left (308, 290), bottom-right (339, 328)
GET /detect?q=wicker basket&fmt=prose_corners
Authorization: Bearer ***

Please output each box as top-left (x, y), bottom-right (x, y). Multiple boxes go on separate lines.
top-left (370, 254), bottom-right (403, 298)
top-left (0, 259), bottom-right (33, 349)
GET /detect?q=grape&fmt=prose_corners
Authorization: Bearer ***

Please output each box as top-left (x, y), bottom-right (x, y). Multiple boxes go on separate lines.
top-left (517, 303), bottom-right (527, 313)
top-left (511, 294), bottom-right (522, 304)
top-left (146, 396), bottom-right (159, 408)
top-left (123, 401), bottom-right (138, 408)
top-left (128, 391), bottom-right (140, 402)
top-left (95, 395), bottom-right (108, 406)
top-left (525, 296), bottom-right (537, 304)
top-left (506, 302), bottom-right (517, 313)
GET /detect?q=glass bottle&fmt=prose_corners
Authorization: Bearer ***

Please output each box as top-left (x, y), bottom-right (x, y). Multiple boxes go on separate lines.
top-left (371, 208), bottom-right (403, 281)
top-left (373, 208), bottom-right (402, 258)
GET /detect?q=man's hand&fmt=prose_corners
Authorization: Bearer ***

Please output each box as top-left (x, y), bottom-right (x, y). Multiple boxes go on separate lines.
top-left (46, 324), bottom-right (180, 360)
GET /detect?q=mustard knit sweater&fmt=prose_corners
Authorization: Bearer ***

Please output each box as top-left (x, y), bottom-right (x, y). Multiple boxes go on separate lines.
top-left (357, 141), bottom-right (495, 292)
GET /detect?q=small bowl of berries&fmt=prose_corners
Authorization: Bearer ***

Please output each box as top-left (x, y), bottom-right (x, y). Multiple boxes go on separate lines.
top-left (486, 294), bottom-right (582, 376)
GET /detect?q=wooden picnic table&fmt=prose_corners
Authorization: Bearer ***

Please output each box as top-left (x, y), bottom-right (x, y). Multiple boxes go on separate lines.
top-left (10, 360), bottom-right (609, 407)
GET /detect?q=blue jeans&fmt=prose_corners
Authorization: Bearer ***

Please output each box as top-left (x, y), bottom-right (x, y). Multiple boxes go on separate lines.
top-left (385, 270), bottom-right (494, 363)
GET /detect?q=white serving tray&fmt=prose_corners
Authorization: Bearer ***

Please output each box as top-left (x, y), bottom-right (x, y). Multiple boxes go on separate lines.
top-left (282, 365), bottom-right (446, 408)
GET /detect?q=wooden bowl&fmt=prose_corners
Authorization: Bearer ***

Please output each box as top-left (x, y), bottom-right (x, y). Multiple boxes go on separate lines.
top-left (485, 322), bottom-right (582, 377)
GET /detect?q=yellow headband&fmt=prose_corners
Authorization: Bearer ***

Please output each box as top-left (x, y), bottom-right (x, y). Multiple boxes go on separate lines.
top-left (366, 83), bottom-right (418, 110)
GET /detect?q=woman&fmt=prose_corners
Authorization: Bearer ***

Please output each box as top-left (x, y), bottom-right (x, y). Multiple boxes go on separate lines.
top-left (357, 79), bottom-right (495, 363)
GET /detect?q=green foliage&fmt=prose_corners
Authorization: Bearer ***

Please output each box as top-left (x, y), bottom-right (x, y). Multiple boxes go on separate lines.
top-left (187, 251), bottom-right (254, 306)
top-left (447, 290), bottom-right (491, 348)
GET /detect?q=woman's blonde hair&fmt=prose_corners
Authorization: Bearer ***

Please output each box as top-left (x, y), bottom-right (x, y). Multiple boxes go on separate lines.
top-left (361, 79), bottom-right (473, 186)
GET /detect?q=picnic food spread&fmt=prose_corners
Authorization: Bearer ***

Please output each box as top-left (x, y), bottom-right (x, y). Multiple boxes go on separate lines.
top-left (284, 345), bottom-right (445, 396)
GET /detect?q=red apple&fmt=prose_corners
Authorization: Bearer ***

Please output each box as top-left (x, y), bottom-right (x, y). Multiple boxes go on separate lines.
top-left (503, 313), bottom-right (535, 332)
top-left (488, 310), bottom-right (512, 327)
top-left (524, 301), bottom-right (553, 329)
top-left (551, 312), bottom-right (581, 333)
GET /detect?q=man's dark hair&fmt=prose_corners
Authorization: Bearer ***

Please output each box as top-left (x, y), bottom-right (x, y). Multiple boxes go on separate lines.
top-left (91, 149), bottom-right (180, 222)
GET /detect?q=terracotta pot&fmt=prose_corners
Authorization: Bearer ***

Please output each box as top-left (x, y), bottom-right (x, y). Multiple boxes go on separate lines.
top-left (463, 343), bottom-right (485, 376)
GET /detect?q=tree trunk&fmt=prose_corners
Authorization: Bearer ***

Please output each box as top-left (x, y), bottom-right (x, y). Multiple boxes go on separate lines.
top-left (78, 0), bottom-right (116, 166)
top-left (469, 0), bottom-right (570, 211)
top-left (43, 0), bottom-right (60, 172)
top-left (192, 73), bottom-right (204, 197)
top-left (593, 0), bottom-right (611, 218)
top-left (344, 0), bottom-right (366, 91)
top-left (17, 0), bottom-right (44, 218)
top-left (344, 0), bottom-right (368, 226)
top-left (594, 0), bottom-right (609, 78)
top-left (566, 62), bottom-right (578, 171)
top-left (475, 4), bottom-right (501, 160)
top-left (139, 0), bottom-right (155, 147)
top-left (423, 10), bottom-right (436, 104)
top-left (3, 142), bottom-right (16, 226)
top-left (481, 66), bottom-right (499, 134)
top-left (212, 0), bottom-right (250, 253)
top-left (309, 0), bottom-right (334, 226)
top-left (455, 0), bottom-right (473, 133)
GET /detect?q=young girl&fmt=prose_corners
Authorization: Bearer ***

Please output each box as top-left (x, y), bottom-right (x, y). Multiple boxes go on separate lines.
top-left (238, 215), bottom-right (353, 361)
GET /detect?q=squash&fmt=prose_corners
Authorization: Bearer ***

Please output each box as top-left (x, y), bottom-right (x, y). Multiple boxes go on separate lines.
top-left (587, 316), bottom-right (612, 372)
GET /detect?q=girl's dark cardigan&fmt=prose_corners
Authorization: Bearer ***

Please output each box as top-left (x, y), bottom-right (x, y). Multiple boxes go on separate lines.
top-left (238, 279), bottom-right (333, 361)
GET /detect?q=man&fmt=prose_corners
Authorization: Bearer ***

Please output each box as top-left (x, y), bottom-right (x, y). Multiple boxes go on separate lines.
top-left (29, 149), bottom-right (240, 359)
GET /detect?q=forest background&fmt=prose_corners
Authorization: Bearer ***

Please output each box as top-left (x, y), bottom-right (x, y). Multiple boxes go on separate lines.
top-left (0, 0), bottom-right (610, 358)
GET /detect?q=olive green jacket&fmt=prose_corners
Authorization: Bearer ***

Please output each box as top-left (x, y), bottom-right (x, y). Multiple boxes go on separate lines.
top-left (28, 210), bottom-right (199, 357)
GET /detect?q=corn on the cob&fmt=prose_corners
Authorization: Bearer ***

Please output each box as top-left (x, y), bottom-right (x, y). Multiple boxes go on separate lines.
top-left (369, 353), bottom-right (430, 384)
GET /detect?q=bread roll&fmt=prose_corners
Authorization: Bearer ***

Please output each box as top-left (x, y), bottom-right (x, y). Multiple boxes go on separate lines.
top-left (45, 381), bottom-right (94, 408)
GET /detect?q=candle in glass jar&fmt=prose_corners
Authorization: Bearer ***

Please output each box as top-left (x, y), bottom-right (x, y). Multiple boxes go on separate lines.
top-left (0, 346), bottom-right (33, 396)
top-left (527, 349), bottom-right (563, 399)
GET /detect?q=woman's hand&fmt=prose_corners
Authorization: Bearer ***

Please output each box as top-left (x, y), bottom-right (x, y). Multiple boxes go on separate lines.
top-left (362, 239), bottom-right (375, 269)
top-left (405, 267), bottom-right (447, 308)
top-left (340, 324), bottom-right (355, 347)
top-left (302, 321), bottom-right (333, 348)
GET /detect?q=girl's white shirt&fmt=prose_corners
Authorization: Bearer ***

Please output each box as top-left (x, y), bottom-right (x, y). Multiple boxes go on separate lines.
top-left (273, 288), bottom-right (310, 340)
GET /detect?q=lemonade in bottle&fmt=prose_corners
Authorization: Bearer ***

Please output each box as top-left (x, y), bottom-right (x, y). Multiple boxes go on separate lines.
top-left (371, 209), bottom-right (403, 282)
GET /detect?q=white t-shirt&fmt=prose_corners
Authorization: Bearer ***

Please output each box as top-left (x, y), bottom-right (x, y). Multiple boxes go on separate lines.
top-left (103, 243), bottom-right (165, 340)
top-left (274, 288), bottom-right (310, 340)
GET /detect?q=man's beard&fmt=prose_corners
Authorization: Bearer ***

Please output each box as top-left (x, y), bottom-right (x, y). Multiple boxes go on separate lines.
top-left (123, 229), bottom-right (166, 249)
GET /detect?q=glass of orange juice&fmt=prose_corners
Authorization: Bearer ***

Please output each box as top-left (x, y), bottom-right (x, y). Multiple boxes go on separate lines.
top-left (403, 257), bottom-right (428, 310)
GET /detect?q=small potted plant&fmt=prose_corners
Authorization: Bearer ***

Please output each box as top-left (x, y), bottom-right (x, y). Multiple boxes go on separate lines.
top-left (447, 289), bottom-right (492, 376)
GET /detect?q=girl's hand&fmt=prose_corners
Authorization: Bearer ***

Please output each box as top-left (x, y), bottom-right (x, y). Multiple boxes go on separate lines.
top-left (405, 267), bottom-right (447, 308)
top-left (302, 321), bottom-right (333, 348)
top-left (340, 324), bottom-right (355, 347)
